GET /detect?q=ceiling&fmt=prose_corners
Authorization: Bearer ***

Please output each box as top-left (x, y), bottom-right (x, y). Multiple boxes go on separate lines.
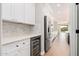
top-left (45, 3), bottom-right (70, 25)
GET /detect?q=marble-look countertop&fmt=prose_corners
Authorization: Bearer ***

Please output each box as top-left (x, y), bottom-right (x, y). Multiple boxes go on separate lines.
top-left (1, 33), bottom-right (41, 45)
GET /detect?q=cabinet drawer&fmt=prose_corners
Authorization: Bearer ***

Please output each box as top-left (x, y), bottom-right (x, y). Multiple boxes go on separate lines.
top-left (17, 39), bottom-right (30, 48)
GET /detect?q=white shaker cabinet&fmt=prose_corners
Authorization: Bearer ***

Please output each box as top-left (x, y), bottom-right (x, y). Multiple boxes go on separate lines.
top-left (16, 45), bottom-right (30, 56)
top-left (11, 3), bottom-right (25, 23)
top-left (24, 3), bottom-right (35, 25)
top-left (1, 3), bottom-right (12, 21)
top-left (1, 39), bottom-right (30, 56)
top-left (16, 38), bottom-right (30, 56)
top-left (1, 3), bottom-right (35, 25)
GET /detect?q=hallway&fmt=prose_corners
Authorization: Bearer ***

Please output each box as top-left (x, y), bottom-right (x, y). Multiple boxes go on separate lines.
top-left (44, 32), bottom-right (70, 56)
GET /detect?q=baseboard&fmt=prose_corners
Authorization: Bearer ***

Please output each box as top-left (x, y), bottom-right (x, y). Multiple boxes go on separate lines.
top-left (40, 51), bottom-right (45, 56)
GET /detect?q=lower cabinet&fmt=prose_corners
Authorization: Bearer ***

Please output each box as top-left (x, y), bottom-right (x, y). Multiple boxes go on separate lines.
top-left (1, 39), bottom-right (30, 56)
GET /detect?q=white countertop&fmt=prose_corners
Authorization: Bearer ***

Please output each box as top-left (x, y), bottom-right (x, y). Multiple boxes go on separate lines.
top-left (1, 33), bottom-right (41, 45)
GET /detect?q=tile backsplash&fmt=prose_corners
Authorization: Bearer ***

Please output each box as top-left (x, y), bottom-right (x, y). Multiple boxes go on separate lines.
top-left (3, 21), bottom-right (32, 38)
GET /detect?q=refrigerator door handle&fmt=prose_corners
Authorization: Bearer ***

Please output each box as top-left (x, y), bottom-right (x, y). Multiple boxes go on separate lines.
top-left (76, 29), bottom-right (79, 33)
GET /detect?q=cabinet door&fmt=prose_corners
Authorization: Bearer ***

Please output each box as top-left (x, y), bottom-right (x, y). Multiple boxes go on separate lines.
top-left (1, 3), bottom-right (12, 21)
top-left (16, 45), bottom-right (30, 56)
top-left (1, 42), bottom-right (17, 56)
top-left (25, 3), bottom-right (35, 25)
top-left (12, 3), bottom-right (25, 22)
top-left (16, 39), bottom-right (30, 56)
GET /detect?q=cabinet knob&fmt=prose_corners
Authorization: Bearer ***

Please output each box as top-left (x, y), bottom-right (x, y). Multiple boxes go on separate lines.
top-left (23, 42), bottom-right (25, 44)
top-left (16, 45), bottom-right (19, 47)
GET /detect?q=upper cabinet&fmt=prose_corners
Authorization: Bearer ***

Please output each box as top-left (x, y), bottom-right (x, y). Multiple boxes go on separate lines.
top-left (1, 3), bottom-right (12, 21)
top-left (25, 3), bottom-right (35, 25)
top-left (1, 3), bottom-right (35, 25)
top-left (11, 3), bottom-right (25, 23)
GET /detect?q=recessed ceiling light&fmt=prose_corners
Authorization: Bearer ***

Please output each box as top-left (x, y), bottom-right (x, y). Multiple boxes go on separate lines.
top-left (57, 4), bottom-right (61, 7)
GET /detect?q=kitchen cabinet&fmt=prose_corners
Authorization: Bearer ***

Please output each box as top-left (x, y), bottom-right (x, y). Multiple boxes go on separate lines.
top-left (11, 3), bottom-right (25, 23)
top-left (1, 3), bottom-right (35, 25)
top-left (1, 39), bottom-right (30, 56)
top-left (16, 44), bottom-right (30, 56)
top-left (25, 3), bottom-right (35, 25)
top-left (1, 3), bottom-right (12, 21)
top-left (16, 39), bottom-right (30, 56)
top-left (1, 41), bottom-right (18, 56)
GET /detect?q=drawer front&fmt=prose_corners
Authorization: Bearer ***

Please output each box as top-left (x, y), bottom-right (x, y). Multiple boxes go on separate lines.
top-left (17, 39), bottom-right (30, 48)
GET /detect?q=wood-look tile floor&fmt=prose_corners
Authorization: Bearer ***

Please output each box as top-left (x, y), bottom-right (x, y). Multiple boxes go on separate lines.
top-left (44, 32), bottom-right (70, 56)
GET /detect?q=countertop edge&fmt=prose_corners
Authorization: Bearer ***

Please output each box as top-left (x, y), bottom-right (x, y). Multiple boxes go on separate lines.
top-left (1, 34), bottom-right (41, 45)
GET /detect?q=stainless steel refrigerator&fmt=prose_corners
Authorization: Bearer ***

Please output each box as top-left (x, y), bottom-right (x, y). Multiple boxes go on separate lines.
top-left (44, 16), bottom-right (51, 52)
